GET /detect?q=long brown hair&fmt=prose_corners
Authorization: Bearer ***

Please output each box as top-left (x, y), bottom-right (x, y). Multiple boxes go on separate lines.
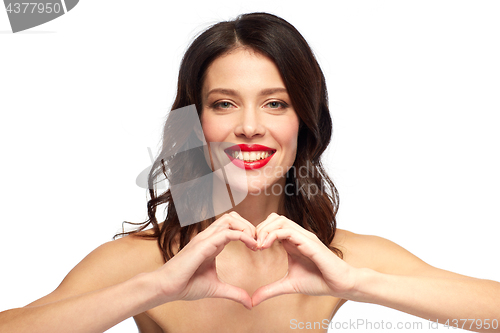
top-left (115, 12), bottom-right (342, 261)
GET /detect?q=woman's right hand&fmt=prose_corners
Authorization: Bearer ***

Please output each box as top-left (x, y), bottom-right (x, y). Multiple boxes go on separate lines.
top-left (156, 212), bottom-right (258, 309)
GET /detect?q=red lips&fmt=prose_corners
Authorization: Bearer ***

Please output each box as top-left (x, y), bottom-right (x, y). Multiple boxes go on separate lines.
top-left (224, 144), bottom-right (275, 152)
top-left (224, 144), bottom-right (276, 170)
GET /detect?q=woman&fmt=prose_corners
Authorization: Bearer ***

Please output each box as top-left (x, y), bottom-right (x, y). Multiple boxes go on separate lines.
top-left (0, 12), bottom-right (499, 333)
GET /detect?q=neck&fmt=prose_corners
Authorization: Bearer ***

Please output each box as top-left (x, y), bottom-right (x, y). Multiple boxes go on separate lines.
top-left (211, 174), bottom-right (287, 259)
top-left (228, 192), bottom-right (284, 225)
top-left (212, 175), bottom-right (286, 226)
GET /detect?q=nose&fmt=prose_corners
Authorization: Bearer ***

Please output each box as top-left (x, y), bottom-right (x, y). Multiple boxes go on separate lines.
top-left (234, 107), bottom-right (266, 139)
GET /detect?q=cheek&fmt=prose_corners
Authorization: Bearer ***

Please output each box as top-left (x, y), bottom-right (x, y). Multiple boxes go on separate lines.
top-left (200, 114), bottom-right (224, 142)
top-left (270, 117), bottom-right (299, 164)
top-left (288, 132), bottom-right (299, 160)
top-left (201, 112), bottom-right (240, 144)
top-left (279, 118), bottom-right (300, 150)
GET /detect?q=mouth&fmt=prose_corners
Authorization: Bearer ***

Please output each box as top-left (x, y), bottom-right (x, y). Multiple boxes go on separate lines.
top-left (223, 144), bottom-right (276, 170)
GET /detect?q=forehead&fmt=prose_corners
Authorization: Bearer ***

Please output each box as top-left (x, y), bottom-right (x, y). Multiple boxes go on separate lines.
top-left (202, 48), bottom-right (286, 96)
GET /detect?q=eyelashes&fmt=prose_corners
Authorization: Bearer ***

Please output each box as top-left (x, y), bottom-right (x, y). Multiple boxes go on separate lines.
top-left (265, 101), bottom-right (289, 109)
top-left (211, 101), bottom-right (289, 110)
top-left (213, 101), bottom-right (234, 109)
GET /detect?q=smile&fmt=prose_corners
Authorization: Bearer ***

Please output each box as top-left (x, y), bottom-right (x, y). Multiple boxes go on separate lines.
top-left (229, 150), bottom-right (273, 162)
top-left (224, 144), bottom-right (276, 170)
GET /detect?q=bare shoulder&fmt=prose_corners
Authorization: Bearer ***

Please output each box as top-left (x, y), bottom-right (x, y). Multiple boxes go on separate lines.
top-left (332, 229), bottom-right (425, 272)
top-left (25, 230), bottom-right (164, 308)
top-left (59, 231), bottom-right (165, 289)
top-left (332, 228), bottom-right (470, 279)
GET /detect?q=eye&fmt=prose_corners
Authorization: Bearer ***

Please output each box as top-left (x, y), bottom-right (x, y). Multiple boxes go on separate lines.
top-left (213, 101), bottom-right (235, 109)
top-left (264, 101), bottom-right (288, 109)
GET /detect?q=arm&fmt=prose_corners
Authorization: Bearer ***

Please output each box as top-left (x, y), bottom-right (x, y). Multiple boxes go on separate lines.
top-left (353, 268), bottom-right (499, 331)
top-left (0, 237), bottom-right (170, 333)
top-left (0, 212), bottom-right (259, 333)
top-left (252, 214), bottom-right (500, 332)
top-left (346, 233), bottom-right (500, 332)
top-left (0, 271), bottom-right (166, 333)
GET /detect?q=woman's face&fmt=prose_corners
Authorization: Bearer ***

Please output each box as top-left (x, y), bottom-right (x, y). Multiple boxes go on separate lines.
top-left (200, 47), bottom-right (300, 195)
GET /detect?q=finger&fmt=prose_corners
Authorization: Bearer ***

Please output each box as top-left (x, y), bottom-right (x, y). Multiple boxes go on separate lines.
top-left (207, 213), bottom-right (256, 240)
top-left (261, 228), bottom-right (343, 279)
top-left (177, 229), bottom-right (258, 276)
top-left (255, 213), bottom-right (281, 245)
top-left (197, 213), bottom-right (250, 241)
top-left (228, 211), bottom-right (256, 238)
top-left (256, 214), bottom-right (308, 239)
top-left (256, 216), bottom-right (311, 248)
top-left (205, 229), bottom-right (258, 257)
top-left (251, 275), bottom-right (295, 307)
top-left (213, 282), bottom-right (253, 310)
top-left (259, 228), bottom-right (320, 259)
top-left (255, 212), bottom-right (280, 234)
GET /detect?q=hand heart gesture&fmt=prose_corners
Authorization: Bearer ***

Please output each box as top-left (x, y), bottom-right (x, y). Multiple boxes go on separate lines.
top-left (252, 213), bottom-right (356, 307)
top-left (156, 212), bottom-right (357, 310)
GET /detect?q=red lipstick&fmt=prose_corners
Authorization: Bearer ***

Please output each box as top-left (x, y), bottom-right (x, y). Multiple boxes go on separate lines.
top-left (224, 144), bottom-right (276, 170)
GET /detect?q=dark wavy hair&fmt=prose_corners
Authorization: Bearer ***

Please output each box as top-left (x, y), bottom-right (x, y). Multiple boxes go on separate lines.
top-left (115, 12), bottom-right (342, 261)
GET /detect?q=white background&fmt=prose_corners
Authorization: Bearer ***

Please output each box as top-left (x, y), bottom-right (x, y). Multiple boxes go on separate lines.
top-left (1, 1), bottom-right (499, 332)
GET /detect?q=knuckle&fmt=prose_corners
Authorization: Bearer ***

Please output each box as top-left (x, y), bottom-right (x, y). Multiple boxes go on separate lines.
top-left (216, 213), bottom-right (232, 224)
top-left (277, 219), bottom-right (288, 227)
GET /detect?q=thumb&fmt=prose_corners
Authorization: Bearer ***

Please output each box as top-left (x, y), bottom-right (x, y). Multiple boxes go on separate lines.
top-left (213, 282), bottom-right (253, 310)
top-left (251, 276), bottom-right (295, 307)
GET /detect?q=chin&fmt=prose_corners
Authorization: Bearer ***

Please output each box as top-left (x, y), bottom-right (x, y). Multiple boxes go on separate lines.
top-left (246, 178), bottom-right (286, 197)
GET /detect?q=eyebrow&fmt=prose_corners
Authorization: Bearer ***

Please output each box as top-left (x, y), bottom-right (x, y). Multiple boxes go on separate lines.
top-left (206, 87), bottom-right (288, 97)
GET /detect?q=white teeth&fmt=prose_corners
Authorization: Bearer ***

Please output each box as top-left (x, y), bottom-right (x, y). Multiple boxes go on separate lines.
top-left (228, 150), bottom-right (274, 162)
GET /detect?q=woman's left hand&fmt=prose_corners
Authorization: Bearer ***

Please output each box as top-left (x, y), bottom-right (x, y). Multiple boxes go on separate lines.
top-left (252, 213), bottom-right (358, 307)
